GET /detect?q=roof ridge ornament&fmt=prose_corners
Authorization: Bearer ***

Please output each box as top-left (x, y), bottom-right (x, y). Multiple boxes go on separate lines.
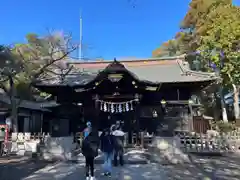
top-left (177, 58), bottom-right (218, 78)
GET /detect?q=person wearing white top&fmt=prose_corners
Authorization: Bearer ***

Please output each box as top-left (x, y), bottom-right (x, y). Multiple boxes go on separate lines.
top-left (111, 123), bottom-right (125, 166)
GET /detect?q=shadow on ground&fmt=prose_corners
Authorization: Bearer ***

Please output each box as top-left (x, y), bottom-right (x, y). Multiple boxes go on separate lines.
top-left (22, 162), bottom-right (167, 180)
top-left (163, 153), bottom-right (240, 180)
top-left (190, 154), bottom-right (240, 180)
top-left (0, 157), bottom-right (51, 180)
top-left (23, 161), bottom-right (85, 180)
top-left (109, 163), bottom-right (166, 180)
top-left (2, 152), bottom-right (240, 180)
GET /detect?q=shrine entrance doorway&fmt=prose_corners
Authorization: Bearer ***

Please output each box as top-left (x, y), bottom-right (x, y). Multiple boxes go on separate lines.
top-left (98, 111), bottom-right (135, 132)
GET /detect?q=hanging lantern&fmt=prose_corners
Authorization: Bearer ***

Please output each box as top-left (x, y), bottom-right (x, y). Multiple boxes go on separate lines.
top-left (161, 99), bottom-right (166, 108)
top-left (135, 93), bottom-right (139, 102)
top-left (188, 99), bottom-right (194, 105)
top-left (153, 110), bottom-right (158, 117)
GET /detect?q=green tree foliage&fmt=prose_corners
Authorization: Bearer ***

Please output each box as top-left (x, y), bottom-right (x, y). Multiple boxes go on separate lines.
top-left (0, 31), bottom-right (77, 131)
top-left (152, 0), bottom-right (240, 120)
top-left (152, 0), bottom-right (236, 59)
top-left (197, 4), bottom-right (240, 85)
top-left (152, 39), bottom-right (181, 57)
top-left (197, 3), bottom-right (240, 119)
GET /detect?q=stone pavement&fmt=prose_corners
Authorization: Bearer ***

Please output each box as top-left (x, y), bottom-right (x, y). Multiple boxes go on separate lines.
top-left (162, 154), bottom-right (240, 180)
top-left (22, 161), bottom-right (167, 180)
top-left (0, 156), bottom-right (52, 180)
top-left (2, 152), bottom-right (240, 180)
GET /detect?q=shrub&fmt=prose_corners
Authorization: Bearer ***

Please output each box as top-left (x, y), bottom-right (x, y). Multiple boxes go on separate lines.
top-left (211, 121), bottom-right (236, 133)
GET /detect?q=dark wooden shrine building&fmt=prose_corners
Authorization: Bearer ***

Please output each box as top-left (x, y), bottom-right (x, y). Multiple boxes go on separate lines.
top-left (35, 55), bottom-right (218, 136)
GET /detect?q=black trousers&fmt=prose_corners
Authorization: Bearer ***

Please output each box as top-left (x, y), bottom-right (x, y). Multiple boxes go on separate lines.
top-left (85, 156), bottom-right (94, 177)
top-left (113, 147), bottom-right (124, 166)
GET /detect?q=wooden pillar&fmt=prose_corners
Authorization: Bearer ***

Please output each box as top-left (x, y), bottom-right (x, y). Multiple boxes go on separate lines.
top-left (188, 102), bottom-right (194, 132)
top-left (40, 113), bottom-right (43, 133)
top-left (93, 94), bottom-right (99, 130)
top-left (140, 131), bottom-right (144, 148)
top-left (135, 94), bottom-right (140, 145)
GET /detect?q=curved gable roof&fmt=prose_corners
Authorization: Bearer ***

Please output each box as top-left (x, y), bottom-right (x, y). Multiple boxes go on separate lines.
top-left (35, 55), bottom-right (219, 88)
top-left (67, 55), bottom-right (219, 83)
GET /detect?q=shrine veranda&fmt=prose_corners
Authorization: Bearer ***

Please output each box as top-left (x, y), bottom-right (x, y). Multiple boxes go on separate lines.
top-left (35, 55), bottom-right (219, 137)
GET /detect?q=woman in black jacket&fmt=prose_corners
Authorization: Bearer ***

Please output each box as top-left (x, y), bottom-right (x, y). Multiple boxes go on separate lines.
top-left (82, 129), bottom-right (99, 180)
top-left (100, 128), bottom-right (114, 177)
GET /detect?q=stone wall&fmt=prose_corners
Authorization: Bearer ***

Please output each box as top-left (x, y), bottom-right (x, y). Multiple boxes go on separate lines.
top-left (7, 133), bottom-right (77, 160)
top-left (41, 136), bottom-right (77, 161)
top-left (149, 136), bottom-right (190, 164)
top-left (10, 133), bottom-right (41, 156)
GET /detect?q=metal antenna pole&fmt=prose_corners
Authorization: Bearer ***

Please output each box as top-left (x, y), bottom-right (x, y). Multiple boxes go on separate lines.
top-left (79, 11), bottom-right (83, 60)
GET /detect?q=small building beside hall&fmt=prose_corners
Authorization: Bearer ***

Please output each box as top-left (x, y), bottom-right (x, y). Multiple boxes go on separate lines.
top-left (35, 55), bottom-right (219, 137)
top-left (0, 93), bottom-right (51, 133)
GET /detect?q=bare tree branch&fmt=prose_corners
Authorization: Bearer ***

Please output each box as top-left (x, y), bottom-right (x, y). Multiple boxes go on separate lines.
top-left (0, 31), bottom-right (77, 132)
top-left (0, 82), bottom-right (9, 95)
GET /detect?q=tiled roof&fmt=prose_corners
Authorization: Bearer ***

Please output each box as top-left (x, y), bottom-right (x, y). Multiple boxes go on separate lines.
top-left (0, 94), bottom-right (50, 111)
top-left (35, 68), bottom-right (96, 86)
top-left (36, 55), bottom-right (219, 87)
top-left (68, 55), bottom-right (219, 83)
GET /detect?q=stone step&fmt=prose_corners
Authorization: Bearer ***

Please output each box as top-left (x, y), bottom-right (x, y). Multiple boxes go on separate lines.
top-left (73, 149), bottom-right (149, 164)
top-left (149, 136), bottom-right (191, 164)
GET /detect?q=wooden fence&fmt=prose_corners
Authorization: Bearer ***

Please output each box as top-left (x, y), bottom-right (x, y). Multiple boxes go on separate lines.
top-left (193, 116), bottom-right (211, 133)
top-left (175, 130), bottom-right (240, 153)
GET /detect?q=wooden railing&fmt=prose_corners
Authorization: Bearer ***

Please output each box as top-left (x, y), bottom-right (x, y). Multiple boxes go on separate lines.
top-left (193, 116), bottom-right (211, 133)
top-left (174, 130), bottom-right (240, 153)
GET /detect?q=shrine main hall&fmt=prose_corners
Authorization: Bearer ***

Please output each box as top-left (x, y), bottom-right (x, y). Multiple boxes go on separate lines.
top-left (35, 55), bottom-right (218, 137)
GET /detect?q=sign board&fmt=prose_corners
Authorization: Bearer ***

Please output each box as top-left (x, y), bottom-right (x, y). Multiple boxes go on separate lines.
top-left (17, 142), bottom-right (25, 150)
top-left (108, 74), bottom-right (123, 82)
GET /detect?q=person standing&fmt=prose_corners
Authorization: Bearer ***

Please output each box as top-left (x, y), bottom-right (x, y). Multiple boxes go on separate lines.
top-left (83, 121), bottom-right (92, 139)
top-left (81, 128), bottom-right (99, 180)
top-left (100, 128), bottom-right (114, 177)
top-left (111, 123), bottom-right (125, 167)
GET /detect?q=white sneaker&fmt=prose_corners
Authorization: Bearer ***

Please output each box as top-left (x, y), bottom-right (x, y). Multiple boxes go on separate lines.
top-left (86, 177), bottom-right (90, 180)
top-left (90, 176), bottom-right (95, 180)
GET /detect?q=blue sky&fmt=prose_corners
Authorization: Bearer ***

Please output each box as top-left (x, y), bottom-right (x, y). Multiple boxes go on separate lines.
top-left (1, 0), bottom-right (239, 60)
